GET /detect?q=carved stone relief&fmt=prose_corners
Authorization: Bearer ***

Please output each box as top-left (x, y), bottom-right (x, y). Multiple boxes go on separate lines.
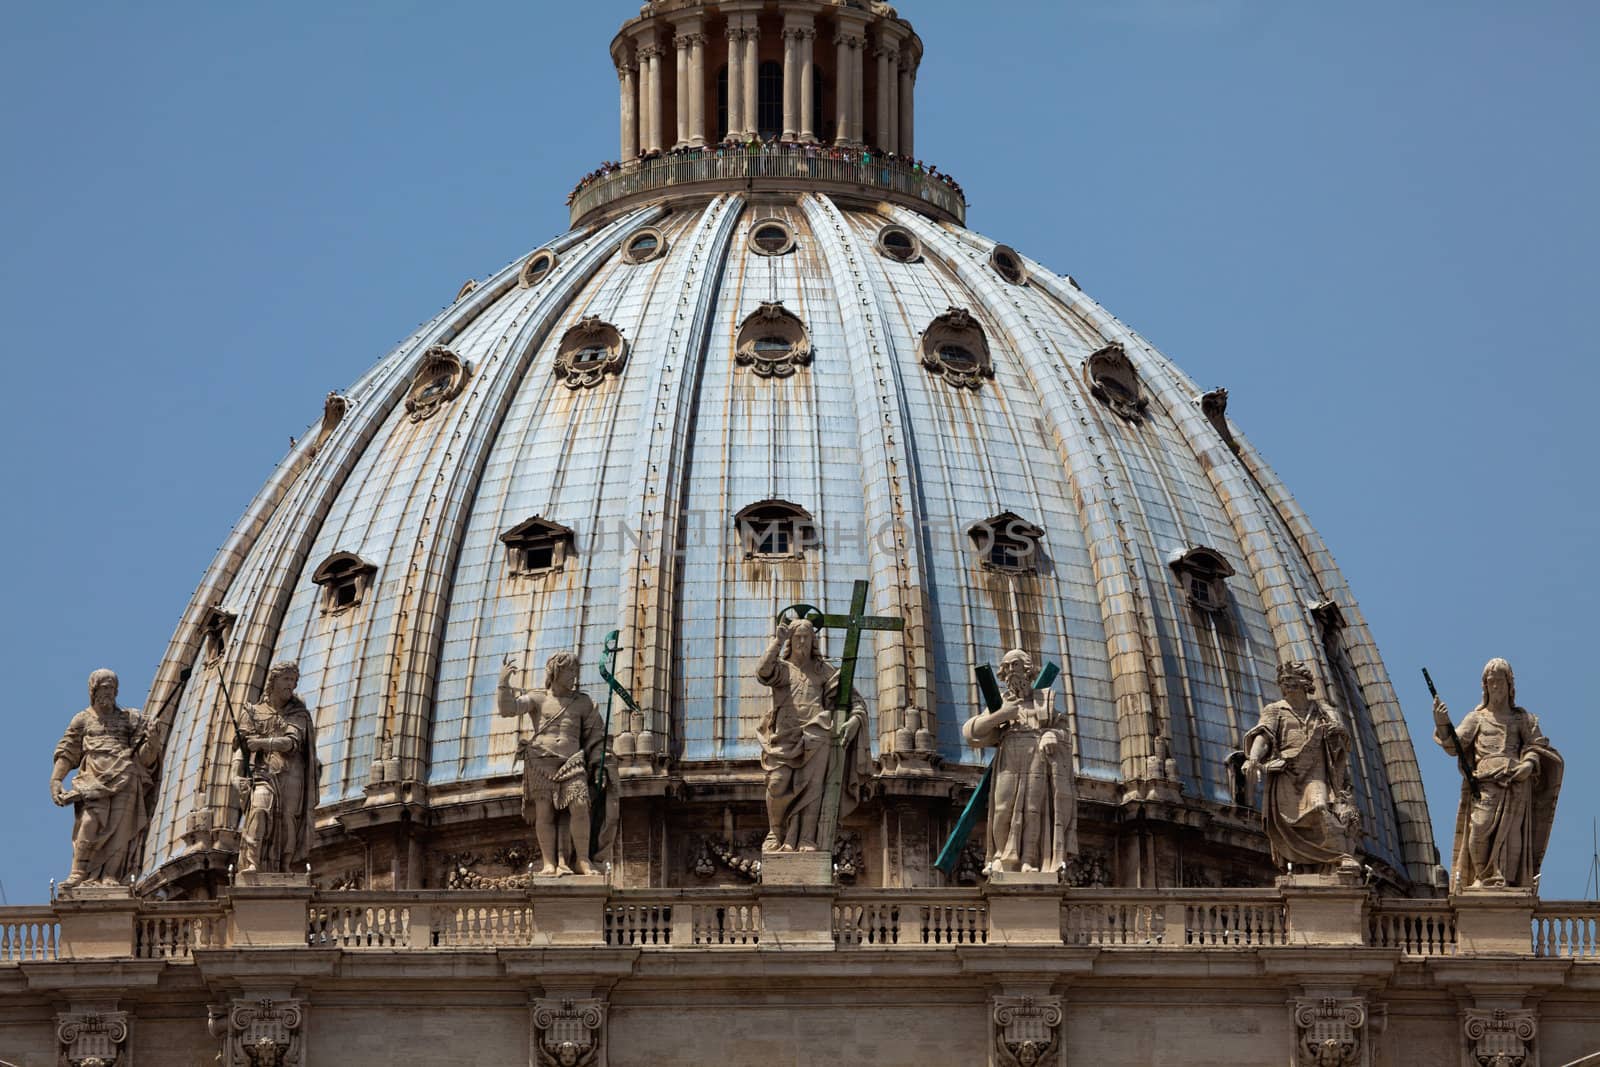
top-left (1293, 997), bottom-right (1367, 1067)
top-left (920, 306), bottom-right (994, 389)
top-left (1463, 1008), bottom-right (1536, 1067)
top-left (209, 997), bottom-right (305, 1067)
top-left (405, 345), bottom-right (471, 423)
top-left (440, 844), bottom-right (538, 890)
top-left (554, 317), bottom-right (628, 389)
top-left (734, 302), bottom-right (812, 379)
top-left (56, 1008), bottom-right (130, 1067)
top-left (991, 994), bottom-right (1062, 1067)
top-left (532, 997), bottom-right (607, 1067)
top-left (1084, 342), bottom-right (1148, 420)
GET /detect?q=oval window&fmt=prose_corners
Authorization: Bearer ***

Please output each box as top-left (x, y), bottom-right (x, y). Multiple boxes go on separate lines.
top-left (990, 244), bottom-right (1026, 285)
top-left (522, 250), bottom-right (557, 287)
top-left (623, 228), bottom-right (666, 264)
top-left (749, 219), bottom-right (796, 256)
top-left (877, 225), bottom-right (920, 263)
top-left (939, 345), bottom-right (979, 372)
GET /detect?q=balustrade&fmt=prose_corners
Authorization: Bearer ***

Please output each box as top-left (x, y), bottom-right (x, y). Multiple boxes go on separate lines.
top-left (1532, 905), bottom-right (1600, 959)
top-left (1367, 901), bottom-right (1458, 956)
top-left (0, 909), bottom-right (59, 962)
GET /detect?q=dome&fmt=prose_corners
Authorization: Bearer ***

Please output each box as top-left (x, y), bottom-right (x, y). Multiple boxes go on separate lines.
top-left (137, 0), bottom-right (1437, 895)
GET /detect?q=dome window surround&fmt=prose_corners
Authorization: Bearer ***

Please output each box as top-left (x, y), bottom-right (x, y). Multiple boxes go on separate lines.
top-left (989, 244), bottom-right (1028, 285)
top-left (1199, 387), bottom-right (1239, 453)
top-left (201, 605), bottom-right (237, 664)
top-left (968, 511), bottom-right (1045, 575)
top-left (555, 316), bottom-right (628, 389)
top-left (500, 516), bottom-right (576, 578)
top-left (520, 249), bottom-right (559, 288)
top-left (313, 552), bottom-right (378, 616)
top-left (920, 307), bottom-right (995, 389)
top-left (1310, 598), bottom-right (1347, 637)
top-left (1085, 342), bottom-right (1150, 421)
top-left (735, 302), bottom-right (813, 379)
top-left (405, 345), bottom-right (472, 424)
top-left (876, 225), bottom-right (922, 263)
top-left (1168, 546), bottom-right (1235, 613)
top-left (748, 218), bottom-right (797, 257)
top-left (622, 227), bottom-right (667, 264)
top-left (736, 500), bottom-right (819, 561)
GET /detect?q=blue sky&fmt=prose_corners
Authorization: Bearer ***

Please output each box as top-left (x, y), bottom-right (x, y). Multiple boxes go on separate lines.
top-left (1, 1), bottom-right (1595, 903)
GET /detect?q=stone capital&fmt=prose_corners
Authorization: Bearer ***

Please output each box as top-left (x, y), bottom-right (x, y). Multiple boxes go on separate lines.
top-left (210, 995), bottom-right (306, 1067)
top-left (56, 1004), bottom-right (131, 1067)
top-left (1292, 995), bottom-right (1380, 1067)
top-left (533, 995), bottom-right (608, 1067)
top-left (990, 992), bottom-right (1064, 1067)
top-left (1463, 1008), bottom-right (1537, 1067)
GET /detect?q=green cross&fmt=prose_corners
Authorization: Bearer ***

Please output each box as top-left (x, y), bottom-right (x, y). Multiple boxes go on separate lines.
top-left (777, 579), bottom-right (905, 847)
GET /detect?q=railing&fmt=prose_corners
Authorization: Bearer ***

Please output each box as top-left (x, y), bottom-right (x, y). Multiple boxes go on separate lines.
top-left (1179, 897), bottom-right (1289, 946)
top-left (431, 898), bottom-right (535, 948)
top-left (692, 899), bottom-right (761, 946)
top-left (1368, 900), bottom-right (1458, 956)
top-left (136, 903), bottom-right (223, 960)
top-left (568, 145), bottom-right (967, 225)
top-left (1062, 891), bottom-right (1288, 948)
top-left (606, 898), bottom-right (673, 947)
top-left (1533, 905), bottom-right (1600, 959)
top-left (0, 909), bottom-right (60, 962)
top-left (1063, 896), bottom-right (1167, 946)
top-left (308, 900), bottom-right (413, 949)
top-left (834, 894), bottom-right (988, 947)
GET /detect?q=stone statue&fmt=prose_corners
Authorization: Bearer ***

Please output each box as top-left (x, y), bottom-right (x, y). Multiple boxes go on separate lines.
top-left (499, 652), bottom-right (607, 875)
top-left (231, 661), bottom-right (319, 875)
top-left (51, 669), bottom-right (165, 889)
top-left (1241, 661), bottom-right (1361, 874)
top-left (755, 617), bottom-right (872, 853)
top-left (1431, 658), bottom-right (1562, 890)
top-left (962, 649), bottom-right (1078, 874)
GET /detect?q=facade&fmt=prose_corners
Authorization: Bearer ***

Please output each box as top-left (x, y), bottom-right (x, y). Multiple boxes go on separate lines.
top-left (3, 3), bottom-right (1597, 1066)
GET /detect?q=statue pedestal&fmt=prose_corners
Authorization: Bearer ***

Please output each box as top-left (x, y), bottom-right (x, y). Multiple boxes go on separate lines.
top-left (228, 873), bottom-right (314, 947)
top-left (984, 871), bottom-right (1063, 946)
top-left (1452, 886), bottom-right (1536, 955)
top-left (758, 852), bottom-right (834, 948)
top-left (1279, 872), bottom-right (1367, 947)
top-left (55, 885), bottom-right (137, 959)
top-left (531, 874), bottom-right (608, 947)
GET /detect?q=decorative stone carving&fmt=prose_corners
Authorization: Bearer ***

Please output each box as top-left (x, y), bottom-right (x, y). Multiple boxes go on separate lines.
top-left (1432, 658), bottom-right (1563, 891)
top-left (1198, 387), bottom-right (1238, 451)
top-left (209, 997), bottom-right (305, 1067)
top-left (1242, 661), bottom-right (1361, 875)
top-left (498, 653), bottom-right (609, 875)
top-left (51, 669), bottom-right (164, 890)
top-left (56, 1007), bottom-right (130, 1067)
top-left (962, 650), bottom-right (1078, 875)
top-left (231, 661), bottom-right (318, 876)
top-left (754, 616), bottom-right (871, 853)
top-left (833, 830), bottom-right (864, 882)
top-left (920, 307), bottom-right (994, 389)
top-left (454, 278), bottom-right (478, 302)
top-left (991, 994), bottom-right (1062, 1067)
top-left (1463, 1008), bottom-right (1536, 1067)
top-left (1062, 848), bottom-right (1111, 888)
top-left (404, 344), bottom-right (471, 422)
top-left (441, 844), bottom-right (537, 889)
top-left (311, 551), bottom-right (377, 615)
top-left (554, 316), bottom-right (628, 389)
top-left (308, 390), bottom-right (347, 455)
top-left (1293, 997), bottom-right (1367, 1067)
top-left (734, 301), bottom-right (812, 378)
top-left (1085, 342), bottom-right (1148, 420)
top-left (532, 997), bottom-right (607, 1067)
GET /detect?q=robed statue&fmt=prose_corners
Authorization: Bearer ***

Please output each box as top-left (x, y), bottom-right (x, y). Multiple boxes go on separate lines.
top-left (499, 651), bottom-right (609, 875)
top-left (1241, 661), bottom-right (1361, 873)
top-left (51, 669), bottom-right (165, 889)
top-left (231, 661), bottom-right (319, 875)
top-left (962, 649), bottom-right (1078, 874)
top-left (1432, 658), bottom-right (1562, 890)
top-left (755, 617), bottom-right (872, 853)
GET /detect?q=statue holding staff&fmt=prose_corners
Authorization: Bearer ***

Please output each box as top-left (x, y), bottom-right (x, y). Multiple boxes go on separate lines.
top-left (229, 661), bottom-right (318, 875)
top-left (1431, 658), bottom-right (1562, 890)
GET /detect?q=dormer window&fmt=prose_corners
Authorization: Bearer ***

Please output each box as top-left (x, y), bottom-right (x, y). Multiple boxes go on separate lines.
top-left (990, 245), bottom-right (1027, 285)
top-left (736, 500), bottom-right (817, 561)
top-left (313, 553), bottom-right (378, 616)
top-left (201, 606), bottom-right (237, 663)
top-left (1310, 598), bottom-right (1347, 637)
top-left (405, 346), bottom-right (471, 423)
top-left (555, 316), bottom-right (628, 389)
top-left (1169, 547), bottom-right (1234, 613)
top-left (501, 517), bottom-right (575, 577)
top-left (1085, 342), bottom-right (1148, 421)
top-left (920, 307), bottom-right (994, 390)
top-left (735, 302), bottom-right (812, 379)
top-left (968, 512), bottom-right (1044, 574)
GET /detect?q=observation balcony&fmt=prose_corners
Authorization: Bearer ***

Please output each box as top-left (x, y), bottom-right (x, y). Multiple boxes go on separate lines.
top-left (569, 144), bottom-right (967, 228)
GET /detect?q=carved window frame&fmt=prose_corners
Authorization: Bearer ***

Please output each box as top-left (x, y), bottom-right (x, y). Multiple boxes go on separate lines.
top-left (405, 345), bottom-right (472, 423)
top-left (313, 552), bottom-right (378, 616)
top-left (990, 244), bottom-right (1028, 285)
top-left (519, 248), bottom-right (559, 288)
top-left (1085, 342), bottom-right (1149, 420)
top-left (554, 316), bottom-right (628, 389)
top-left (920, 307), bottom-right (995, 389)
top-left (748, 218), bottom-right (797, 257)
top-left (735, 499), bottom-right (818, 561)
top-left (1168, 546), bottom-right (1235, 613)
top-left (735, 302), bottom-right (813, 378)
top-left (968, 511), bottom-right (1044, 575)
top-left (500, 516), bottom-right (576, 578)
top-left (622, 227), bottom-right (668, 264)
top-left (876, 224), bottom-right (921, 263)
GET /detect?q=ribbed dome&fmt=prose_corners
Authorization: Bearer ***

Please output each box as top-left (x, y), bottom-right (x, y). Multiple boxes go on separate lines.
top-left (139, 192), bottom-right (1437, 889)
